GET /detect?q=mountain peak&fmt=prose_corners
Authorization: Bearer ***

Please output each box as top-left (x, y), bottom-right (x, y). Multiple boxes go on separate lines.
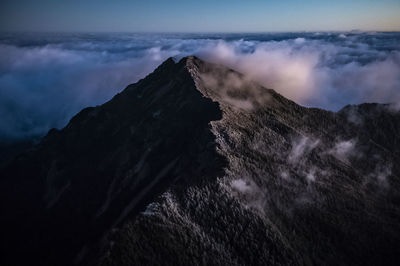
top-left (1, 56), bottom-right (400, 266)
top-left (0, 54), bottom-right (226, 266)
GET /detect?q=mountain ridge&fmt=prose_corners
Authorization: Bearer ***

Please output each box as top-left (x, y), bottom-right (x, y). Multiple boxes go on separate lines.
top-left (1, 56), bottom-right (400, 266)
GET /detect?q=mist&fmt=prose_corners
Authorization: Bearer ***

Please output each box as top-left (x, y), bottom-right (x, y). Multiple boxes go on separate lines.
top-left (0, 32), bottom-right (399, 141)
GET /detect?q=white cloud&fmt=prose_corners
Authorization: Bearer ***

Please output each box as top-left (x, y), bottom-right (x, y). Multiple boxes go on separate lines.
top-left (231, 179), bottom-right (252, 194)
top-left (198, 39), bottom-right (400, 110)
top-left (1, 33), bottom-right (400, 141)
top-left (328, 140), bottom-right (356, 162)
top-left (230, 178), bottom-right (266, 213)
top-left (288, 136), bottom-right (319, 163)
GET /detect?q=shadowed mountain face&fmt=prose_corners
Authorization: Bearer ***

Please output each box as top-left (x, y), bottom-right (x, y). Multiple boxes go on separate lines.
top-left (0, 57), bottom-right (225, 266)
top-left (1, 56), bottom-right (400, 266)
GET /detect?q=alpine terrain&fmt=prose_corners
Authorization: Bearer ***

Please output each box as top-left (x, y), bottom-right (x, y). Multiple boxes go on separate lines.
top-left (1, 56), bottom-right (400, 266)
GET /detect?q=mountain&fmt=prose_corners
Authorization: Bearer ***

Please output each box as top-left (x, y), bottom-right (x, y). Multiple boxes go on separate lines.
top-left (1, 56), bottom-right (400, 266)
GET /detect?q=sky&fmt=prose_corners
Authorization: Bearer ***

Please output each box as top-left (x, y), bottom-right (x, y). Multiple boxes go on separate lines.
top-left (1, 0), bottom-right (400, 32)
top-left (0, 1), bottom-right (399, 142)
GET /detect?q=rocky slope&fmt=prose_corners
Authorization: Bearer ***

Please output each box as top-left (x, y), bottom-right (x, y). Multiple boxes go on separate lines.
top-left (1, 56), bottom-right (400, 266)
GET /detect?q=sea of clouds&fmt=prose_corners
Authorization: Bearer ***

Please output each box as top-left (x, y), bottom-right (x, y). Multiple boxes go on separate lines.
top-left (0, 32), bottom-right (399, 141)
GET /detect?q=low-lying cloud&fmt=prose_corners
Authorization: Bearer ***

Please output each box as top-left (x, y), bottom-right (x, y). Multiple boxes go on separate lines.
top-left (197, 36), bottom-right (400, 109)
top-left (327, 139), bottom-right (357, 163)
top-left (0, 32), bottom-right (399, 141)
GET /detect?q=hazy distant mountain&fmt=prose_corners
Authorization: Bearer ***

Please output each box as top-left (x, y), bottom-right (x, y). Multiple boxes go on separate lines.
top-left (1, 56), bottom-right (399, 266)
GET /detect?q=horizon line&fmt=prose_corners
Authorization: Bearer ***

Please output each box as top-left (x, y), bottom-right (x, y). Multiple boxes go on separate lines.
top-left (1, 30), bottom-right (400, 34)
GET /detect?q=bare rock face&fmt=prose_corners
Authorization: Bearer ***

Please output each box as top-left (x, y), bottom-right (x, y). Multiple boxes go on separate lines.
top-left (1, 56), bottom-right (400, 266)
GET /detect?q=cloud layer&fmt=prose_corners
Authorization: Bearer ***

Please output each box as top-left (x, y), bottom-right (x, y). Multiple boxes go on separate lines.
top-left (0, 32), bottom-right (399, 141)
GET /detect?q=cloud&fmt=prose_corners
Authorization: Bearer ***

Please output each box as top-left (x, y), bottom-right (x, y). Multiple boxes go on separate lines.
top-left (0, 40), bottom-right (177, 141)
top-left (231, 179), bottom-right (253, 193)
top-left (288, 136), bottom-right (319, 163)
top-left (365, 163), bottom-right (392, 189)
top-left (198, 64), bottom-right (271, 110)
top-left (197, 36), bottom-right (400, 110)
top-left (305, 168), bottom-right (317, 183)
top-left (198, 40), bottom-right (319, 104)
top-left (230, 178), bottom-right (266, 213)
top-left (327, 139), bottom-right (357, 162)
top-left (1, 32), bottom-right (399, 142)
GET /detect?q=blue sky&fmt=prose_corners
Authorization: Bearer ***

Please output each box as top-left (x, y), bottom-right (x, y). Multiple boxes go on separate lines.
top-left (1, 0), bottom-right (400, 32)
